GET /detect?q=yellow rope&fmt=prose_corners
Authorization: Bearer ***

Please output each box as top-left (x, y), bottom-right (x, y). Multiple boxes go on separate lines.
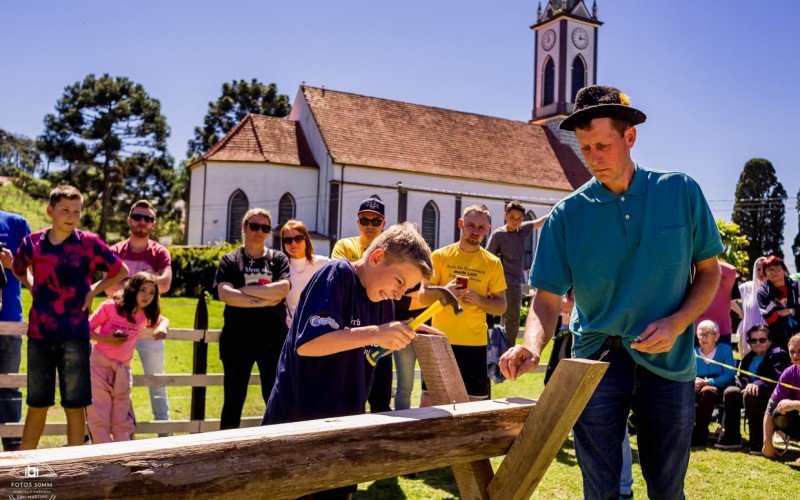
top-left (695, 355), bottom-right (800, 391)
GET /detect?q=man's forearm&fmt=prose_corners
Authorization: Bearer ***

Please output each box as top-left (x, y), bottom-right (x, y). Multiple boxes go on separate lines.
top-left (91, 265), bottom-right (129, 298)
top-left (156, 268), bottom-right (172, 295)
top-left (523, 291), bottom-right (562, 356)
top-left (239, 280), bottom-right (290, 300)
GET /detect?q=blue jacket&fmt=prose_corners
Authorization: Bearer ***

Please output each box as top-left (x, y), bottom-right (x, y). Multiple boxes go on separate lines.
top-left (694, 343), bottom-right (736, 389)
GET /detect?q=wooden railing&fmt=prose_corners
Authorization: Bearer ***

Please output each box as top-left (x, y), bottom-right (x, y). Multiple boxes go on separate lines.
top-left (0, 336), bottom-right (608, 499)
top-left (0, 296), bottom-right (544, 438)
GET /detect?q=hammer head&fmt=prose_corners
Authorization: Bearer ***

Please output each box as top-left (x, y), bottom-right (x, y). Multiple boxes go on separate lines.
top-left (425, 285), bottom-right (463, 315)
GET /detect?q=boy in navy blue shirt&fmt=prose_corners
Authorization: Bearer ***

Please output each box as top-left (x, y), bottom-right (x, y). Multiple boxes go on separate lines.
top-left (264, 223), bottom-right (437, 425)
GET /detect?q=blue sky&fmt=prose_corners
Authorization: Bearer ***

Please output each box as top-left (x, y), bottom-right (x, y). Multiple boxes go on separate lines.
top-left (1, 0), bottom-right (798, 269)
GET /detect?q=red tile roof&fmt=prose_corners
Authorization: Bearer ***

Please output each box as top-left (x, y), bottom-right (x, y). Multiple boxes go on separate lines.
top-left (300, 86), bottom-right (590, 191)
top-left (192, 114), bottom-right (316, 168)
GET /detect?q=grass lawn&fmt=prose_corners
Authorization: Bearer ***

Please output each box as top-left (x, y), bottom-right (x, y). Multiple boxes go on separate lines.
top-left (11, 292), bottom-right (799, 497)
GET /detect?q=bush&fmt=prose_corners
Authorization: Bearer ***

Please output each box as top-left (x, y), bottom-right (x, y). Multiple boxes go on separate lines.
top-left (520, 304), bottom-right (529, 327)
top-left (168, 243), bottom-right (236, 297)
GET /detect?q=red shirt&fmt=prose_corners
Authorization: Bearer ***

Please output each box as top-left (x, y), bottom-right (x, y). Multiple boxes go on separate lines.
top-left (695, 261), bottom-right (737, 335)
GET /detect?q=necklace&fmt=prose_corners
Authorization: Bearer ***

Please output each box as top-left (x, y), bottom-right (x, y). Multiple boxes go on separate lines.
top-left (290, 257), bottom-right (309, 274)
top-left (243, 246), bottom-right (267, 266)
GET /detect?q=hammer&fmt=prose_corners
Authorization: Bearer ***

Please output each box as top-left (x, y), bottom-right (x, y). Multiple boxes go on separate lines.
top-left (366, 286), bottom-right (462, 366)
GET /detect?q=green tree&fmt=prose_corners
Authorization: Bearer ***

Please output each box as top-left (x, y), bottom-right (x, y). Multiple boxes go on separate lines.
top-left (716, 219), bottom-right (749, 277)
top-left (731, 158), bottom-right (787, 271)
top-left (0, 128), bottom-right (43, 176)
top-left (38, 74), bottom-right (175, 239)
top-left (186, 79), bottom-right (291, 159)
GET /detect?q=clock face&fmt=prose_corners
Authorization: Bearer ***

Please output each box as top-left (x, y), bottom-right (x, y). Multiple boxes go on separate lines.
top-left (572, 27), bottom-right (589, 49)
top-left (542, 29), bottom-right (556, 51)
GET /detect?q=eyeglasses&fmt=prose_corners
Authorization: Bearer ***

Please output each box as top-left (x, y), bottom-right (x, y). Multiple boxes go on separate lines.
top-left (697, 332), bottom-right (717, 339)
top-left (283, 235), bottom-right (305, 244)
top-left (358, 217), bottom-right (384, 227)
top-left (748, 338), bottom-right (769, 344)
top-left (247, 222), bottom-right (272, 233)
top-left (131, 214), bottom-right (155, 223)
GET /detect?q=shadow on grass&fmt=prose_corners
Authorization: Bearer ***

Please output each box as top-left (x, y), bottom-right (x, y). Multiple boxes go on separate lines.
top-left (555, 436), bottom-right (579, 467)
top-left (418, 467), bottom-right (460, 499)
top-left (354, 477), bottom-right (405, 499)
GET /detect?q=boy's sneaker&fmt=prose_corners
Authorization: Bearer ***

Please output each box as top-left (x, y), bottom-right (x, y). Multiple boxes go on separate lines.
top-left (714, 436), bottom-right (742, 450)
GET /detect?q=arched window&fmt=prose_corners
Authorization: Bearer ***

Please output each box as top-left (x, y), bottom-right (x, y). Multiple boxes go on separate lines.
top-left (278, 192), bottom-right (295, 226)
top-left (571, 55), bottom-right (587, 103)
top-left (421, 201), bottom-right (439, 250)
top-left (227, 189), bottom-right (249, 243)
top-left (542, 57), bottom-right (555, 106)
top-left (524, 211), bottom-right (538, 271)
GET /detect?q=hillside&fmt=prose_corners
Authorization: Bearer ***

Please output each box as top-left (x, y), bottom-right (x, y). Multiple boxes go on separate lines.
top-left (0, 177), bottom-right (50, 231)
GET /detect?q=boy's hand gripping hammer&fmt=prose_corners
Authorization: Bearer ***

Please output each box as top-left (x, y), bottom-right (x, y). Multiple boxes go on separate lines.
top-left (366, 286), bottom-right (462, 366)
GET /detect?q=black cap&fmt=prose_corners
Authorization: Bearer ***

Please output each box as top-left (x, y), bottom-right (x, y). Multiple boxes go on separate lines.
top-left (358, 197), bottom-right (385, 217)
top-left (560, 85), bottom-right (647, 131)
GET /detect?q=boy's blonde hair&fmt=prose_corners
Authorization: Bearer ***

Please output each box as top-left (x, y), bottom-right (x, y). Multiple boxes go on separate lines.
top-left (48, 185), bottom-right (83, 207)
top-left (365, 222), bottom-right (433, 279)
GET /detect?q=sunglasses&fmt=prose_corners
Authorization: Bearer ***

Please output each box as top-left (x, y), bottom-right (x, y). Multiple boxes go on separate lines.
top-left (247, 222), bottom-right (272, 233)
top-left (283, 235), bottom-right (306, 244)
top-left (130, 214), bottom-right (155, 223)
top-left (358, 217), bottom-right (384, 227)
top-left (748, 338), bottom-right (769, 344)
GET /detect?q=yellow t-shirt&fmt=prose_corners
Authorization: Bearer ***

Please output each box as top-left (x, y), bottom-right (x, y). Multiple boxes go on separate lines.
top-left (330, 236), bottom-right (369, 262)
top-left (430, 243), bottom-right (507, 346)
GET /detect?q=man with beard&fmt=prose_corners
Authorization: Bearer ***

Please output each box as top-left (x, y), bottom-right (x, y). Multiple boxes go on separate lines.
top-left (419, 204), bottom-right (507, 404)
top-left (108, 200), bottom-right (173, 429)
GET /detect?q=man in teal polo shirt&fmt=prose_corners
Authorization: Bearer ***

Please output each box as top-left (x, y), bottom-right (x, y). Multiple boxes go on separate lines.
top-left (500, 85), bottom-right (722, 499)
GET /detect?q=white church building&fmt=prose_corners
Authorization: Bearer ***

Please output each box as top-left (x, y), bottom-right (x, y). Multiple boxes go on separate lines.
top-left (187, 0), bottom-right (601, 273)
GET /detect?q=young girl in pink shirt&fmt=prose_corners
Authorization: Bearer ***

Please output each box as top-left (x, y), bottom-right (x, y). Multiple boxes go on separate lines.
top-left (87, 272), bottom-right (168, 443)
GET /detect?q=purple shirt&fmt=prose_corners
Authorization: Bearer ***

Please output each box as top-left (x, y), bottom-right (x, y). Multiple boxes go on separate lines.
top-left (771, 364), bottom-right (800, 403)
top-left (13, 229), bottom-right (123, 340)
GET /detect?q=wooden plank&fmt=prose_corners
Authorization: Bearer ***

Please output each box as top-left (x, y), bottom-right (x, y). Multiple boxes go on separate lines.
top-left (0, 398), bottom-right (536, 499)
top-left (487, 358), bottom-right (608, 500)
top-left (414, 334), bottom-right (493, 500)
top-left (0, 373), bottom-right (261, 388)
top-left (0, 322), bottom-right (205, 341)
top-left (204, 329), bottom-right (221, 343)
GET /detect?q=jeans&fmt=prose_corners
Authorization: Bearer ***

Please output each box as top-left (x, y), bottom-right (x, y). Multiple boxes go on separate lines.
top-left (573, 341), bottom-right (694, 500)
top-left (135, 339), bottom-right (170, 421)
top-left (0, 335), bottom-right (22, 451)
top-left (393, 345), bottom-right (417, 410)
top-left (502, 284), bottom-right (522, 350)
top-left (620, 426), bottom-right (633, 496)
top-left (27, 337), bottom-right (92, 408)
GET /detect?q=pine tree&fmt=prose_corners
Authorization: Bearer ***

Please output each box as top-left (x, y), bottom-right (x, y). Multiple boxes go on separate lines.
top-left (38, 74), bottom-right (174, 239)
top-left (731, 158), bottom-right (787, 271)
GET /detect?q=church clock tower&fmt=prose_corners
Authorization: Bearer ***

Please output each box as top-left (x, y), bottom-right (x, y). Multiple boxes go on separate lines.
top-left (531, 1), bottom-right (602, 125)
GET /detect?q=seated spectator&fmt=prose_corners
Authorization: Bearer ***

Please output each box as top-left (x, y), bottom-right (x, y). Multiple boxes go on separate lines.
top-left (717, 325), bottom-right (790, 453)
top-left (763, 333), bottom-right (800, 461)
top-left (692, 320), bottom-right (736, 446)
top-left (757, 255), bottom-right (800, 350)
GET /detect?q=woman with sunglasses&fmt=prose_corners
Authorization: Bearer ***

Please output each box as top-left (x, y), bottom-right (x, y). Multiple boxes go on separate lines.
top-left (736, 256), bottom-right (768, 356)
top-left (213, 208), bottom-right (291, 430)
top-left (718, 325), bottom-right (791, 453)
top-left (280, 220), bottom-right (328, 324)
top-left (757, 255), bottom-right (800, 351)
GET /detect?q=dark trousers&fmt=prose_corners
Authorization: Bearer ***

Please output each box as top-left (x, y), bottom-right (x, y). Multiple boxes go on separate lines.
top-left (0, 335), bottom-right (22, 451)
top-left (368, 354), bottom-right (392, 413)
top-left (692, 385), bottom-right (722, 443)
top-left (722, 385), bottom-right (771, 450)
top-left (220, 342), bottom-right (282, 430)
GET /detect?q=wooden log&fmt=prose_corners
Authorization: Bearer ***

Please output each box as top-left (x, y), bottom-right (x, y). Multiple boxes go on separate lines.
top-left (414, 334), bottom-right (493, 500)
top-left (0, 398), bottom-right (536, 499)
top-left (487, 358), bottom-right (608, 500)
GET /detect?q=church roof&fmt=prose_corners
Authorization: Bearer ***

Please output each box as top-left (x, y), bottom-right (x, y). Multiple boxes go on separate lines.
top-left (300, 85), bottom-right (590, 191)
top-left (192, 114), bottom-right (316, 168)
top-left (534, 0), bottom-right (600, 28)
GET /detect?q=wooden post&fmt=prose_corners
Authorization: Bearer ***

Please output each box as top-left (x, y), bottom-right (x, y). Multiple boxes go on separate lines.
top-left (190, 291), bottom-right (209, 424)
top-left (487, 358), bottom-right (607, 500)
top-left (414, 334), bottom-right (494, 500)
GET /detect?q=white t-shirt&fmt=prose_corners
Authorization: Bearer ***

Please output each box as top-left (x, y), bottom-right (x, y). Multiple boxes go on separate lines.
top-left (286, 255), bottom-right (329, 324)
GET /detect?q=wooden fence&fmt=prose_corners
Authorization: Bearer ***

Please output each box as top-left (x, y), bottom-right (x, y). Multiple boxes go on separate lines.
top-left (0, 296), bottom-right (544, 437)
top-left (0, 335), bottom-right (608, 499)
